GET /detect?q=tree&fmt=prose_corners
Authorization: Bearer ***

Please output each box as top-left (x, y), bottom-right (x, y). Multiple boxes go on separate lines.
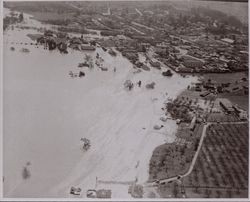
top-left (165, 49), bottom-right (169, 57)
top-left (172, 182), bottom-right (179, 198)
top-left (226, 189), bottom-right (232, 197)
top-left (19, 13), bottom-right (24, 22)
top-left (22, 166), bottom-right (30, 179)
top-left (205, 189), bottom-right (211, 198)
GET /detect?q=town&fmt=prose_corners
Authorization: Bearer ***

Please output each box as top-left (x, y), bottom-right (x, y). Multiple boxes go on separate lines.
top-left (3, 0), bottom-right (248, 199)
top-left (4, 1), bottom-right (248, 75)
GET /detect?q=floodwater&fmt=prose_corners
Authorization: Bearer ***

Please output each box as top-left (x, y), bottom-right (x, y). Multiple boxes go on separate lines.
top-left (3, 8), bottom-right (197, 198)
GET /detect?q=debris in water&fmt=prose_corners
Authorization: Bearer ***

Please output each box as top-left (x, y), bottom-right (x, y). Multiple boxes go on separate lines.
top-left (124, 80), bottom-right (134, 91)
top-left (146, 82), bottom-right (155, 89)
top-left (153, 125), bottom-right (164, 130)
top-left (78, 62), bottom-right (89, 68)
top-left (69, 71), bottom-right (78, 78)
top-left (100, 66), bottom-right (108, 71)
top-left (160, 117), bottom-right (168, 122)
top-left (70, 186), bottom-right (82, 195)
top-left (20, 48), bottom-right (30, 53)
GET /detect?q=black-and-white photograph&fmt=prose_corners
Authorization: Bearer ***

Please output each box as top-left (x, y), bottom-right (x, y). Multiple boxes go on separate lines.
top-left (2, 0), bottom-right (249, 199)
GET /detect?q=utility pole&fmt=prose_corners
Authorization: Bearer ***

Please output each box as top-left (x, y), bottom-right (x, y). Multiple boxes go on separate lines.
top-left (95, 176), bottom-right (98, 189)
top-left (180, 179), bottom-right (186, 198)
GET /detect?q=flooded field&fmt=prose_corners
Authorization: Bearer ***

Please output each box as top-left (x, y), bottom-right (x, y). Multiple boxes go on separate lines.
top-left (3, 9), bottom-right (197, 198)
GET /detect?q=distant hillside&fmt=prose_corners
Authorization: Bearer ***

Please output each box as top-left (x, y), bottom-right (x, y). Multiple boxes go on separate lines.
top-left (174, 0), bottom-right (248, 25)
top-left (4, 1), bottom-right (78, 13)
top-left (4, 0), bottom-right (248, 25)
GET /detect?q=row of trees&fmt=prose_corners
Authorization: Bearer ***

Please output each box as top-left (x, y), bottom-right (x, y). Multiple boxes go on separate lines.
top-left (3, 12), bottom-right (23, 31)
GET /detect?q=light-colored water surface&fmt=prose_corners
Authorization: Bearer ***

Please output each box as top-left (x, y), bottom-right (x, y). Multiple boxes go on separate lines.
top-left (3, 9), bottom-right (197, 198)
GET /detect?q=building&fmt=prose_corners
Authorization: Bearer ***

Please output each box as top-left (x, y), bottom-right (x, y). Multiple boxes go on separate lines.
top-left (233, 105), bottom-right (248, 120)
top-left (81, 45), bottom-right (96, 51)
top-left (238, 111), bottom-right (248, 120)
top-left (149, 59), bottom-right (161, 68)
top-left (182, 55), bottom-right (204, 69)
top-left (141, 42), bottom-right (151, 49)
top-left (131, 35), bottom-right (154, 44)
top-left (219, 99), bottom-right (234, 114)
top-left (155, 42), bottom-right (169, 54)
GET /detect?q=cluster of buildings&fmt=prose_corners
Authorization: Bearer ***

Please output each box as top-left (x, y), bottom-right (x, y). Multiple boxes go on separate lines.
top-left (6, 2), bottom-right (248, 76)
top-left (219, 99), bottom-right (248, 120)
top-left (73, 4), bottom-right (248, 75)
top-left (34, 30), bottom-right (97, 53)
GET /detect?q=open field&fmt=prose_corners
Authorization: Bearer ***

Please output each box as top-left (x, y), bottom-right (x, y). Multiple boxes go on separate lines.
top-left (157, 122), bottom-right (248, 198)
top-left (3, 9), bottom-right (198, 198)
top-left (3, 1), bottom-right (248, 199)
top-left (207, 113), bottom-right (242, 122)
top-left (183, 123), bottom-right (248, 198)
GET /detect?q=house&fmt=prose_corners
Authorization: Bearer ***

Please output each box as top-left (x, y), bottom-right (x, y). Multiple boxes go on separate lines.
top-left (70, 37), bottom-right (82, 45)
